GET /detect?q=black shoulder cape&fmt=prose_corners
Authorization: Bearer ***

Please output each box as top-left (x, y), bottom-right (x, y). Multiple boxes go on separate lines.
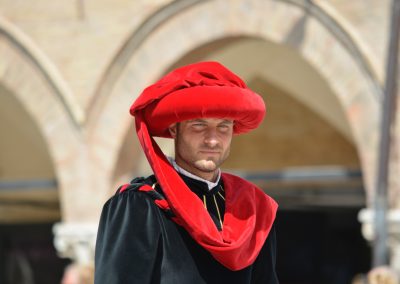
top-left (95, 176), bottom-right (278, 284)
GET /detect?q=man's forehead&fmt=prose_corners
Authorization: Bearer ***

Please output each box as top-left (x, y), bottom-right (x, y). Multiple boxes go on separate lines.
top-left (186, 118), bottom-right (234, 124)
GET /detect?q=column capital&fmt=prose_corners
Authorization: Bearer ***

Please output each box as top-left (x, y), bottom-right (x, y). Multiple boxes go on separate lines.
top-left (359, 208), bottom-right (400, 274)
top-left (53, 222), bottom-right (98, 265)
top-left (358, 208), bottom-right (400, 241)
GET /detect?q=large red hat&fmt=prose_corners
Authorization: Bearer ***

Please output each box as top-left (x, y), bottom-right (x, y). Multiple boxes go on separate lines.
top-left (130, 61), bottom-right (276, 271)
top-left (130, 61), bottom-right (266, 137)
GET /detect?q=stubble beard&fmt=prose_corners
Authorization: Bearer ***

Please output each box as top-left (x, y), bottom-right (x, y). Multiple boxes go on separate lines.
top-left (176, 149), bottom-right (230, 176)
top-left (194, 147), bottom-right (230, 173)
top-left (194, 159), bottom-right (218, 172)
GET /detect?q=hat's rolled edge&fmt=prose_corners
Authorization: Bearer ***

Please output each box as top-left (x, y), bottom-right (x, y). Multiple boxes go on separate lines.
top-left (134, 85), bottom-right (266, 138)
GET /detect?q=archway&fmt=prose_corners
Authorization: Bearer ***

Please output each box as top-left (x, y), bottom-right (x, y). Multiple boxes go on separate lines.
top-left (0, 16), bottom-right (91, 222)
top-left (103, 3), bottom-right (376, 283)
top-left (0, 84), bottom-right (69, 284)
top-left (0, 16), bottom-right (82, 283)
top-left (91, 0), bottom-right (381, 207)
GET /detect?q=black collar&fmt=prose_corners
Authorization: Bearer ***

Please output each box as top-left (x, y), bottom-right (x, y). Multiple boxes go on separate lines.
top-left (178, 173), bottom-right (223, 196)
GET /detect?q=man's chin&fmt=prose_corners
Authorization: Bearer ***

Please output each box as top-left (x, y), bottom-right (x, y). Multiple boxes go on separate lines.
top-left (195, 160), bottom-right (218, 172)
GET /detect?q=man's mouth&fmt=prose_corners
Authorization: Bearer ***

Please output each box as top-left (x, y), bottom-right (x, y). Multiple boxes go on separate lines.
top-left (200, 150), bottom-right (220, 154)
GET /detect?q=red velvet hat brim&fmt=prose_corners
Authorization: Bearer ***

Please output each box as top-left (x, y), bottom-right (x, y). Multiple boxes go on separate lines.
top-left (132, 85), bottom-right (265, 138)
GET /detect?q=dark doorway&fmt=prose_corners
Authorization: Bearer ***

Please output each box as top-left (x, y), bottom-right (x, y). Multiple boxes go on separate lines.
top-left (0, 223), bottom-right (70, 284)
top-left (275, 208), bottom-right (371, 284)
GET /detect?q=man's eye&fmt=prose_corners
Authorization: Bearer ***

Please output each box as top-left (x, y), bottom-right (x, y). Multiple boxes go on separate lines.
top-left (192, 124), bottom-right (206, 128)
top-left (218, 125), bottom-right (230, 130)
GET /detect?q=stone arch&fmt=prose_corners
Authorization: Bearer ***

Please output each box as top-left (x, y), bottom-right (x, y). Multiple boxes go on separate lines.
top-left (90, 0), bottom-right (381, 204)
top-left (0, 84), bottom-right (59, 222)
top-left (166, 37), bottom-right (362, 168)
top-left (0, 16), bottom-right (88, 221)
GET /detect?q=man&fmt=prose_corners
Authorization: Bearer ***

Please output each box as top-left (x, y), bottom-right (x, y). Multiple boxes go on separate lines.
top-left (95, 61), bottom-right (278, 283)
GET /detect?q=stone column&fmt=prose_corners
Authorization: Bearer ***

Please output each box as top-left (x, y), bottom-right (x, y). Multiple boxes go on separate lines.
top-left (359, 208), bottom-right (400, 274)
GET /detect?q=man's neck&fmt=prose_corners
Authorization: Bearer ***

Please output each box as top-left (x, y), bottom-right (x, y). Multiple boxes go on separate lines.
top-left (168, 158), bottom-right (221, 190)
top-left (175, 158), bottom-right (219, 182)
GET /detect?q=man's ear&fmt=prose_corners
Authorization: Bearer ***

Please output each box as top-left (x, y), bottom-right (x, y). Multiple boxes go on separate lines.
top-left (168, 123), bottom-right (178, 138)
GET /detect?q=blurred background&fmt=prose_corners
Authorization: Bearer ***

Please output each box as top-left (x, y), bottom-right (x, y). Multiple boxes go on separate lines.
top-left (1, 0), bottom-right (399, 283)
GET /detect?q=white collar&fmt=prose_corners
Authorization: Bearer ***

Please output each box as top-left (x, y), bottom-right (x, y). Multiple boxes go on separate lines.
top-left (168, 157), bottom-right (221, 191)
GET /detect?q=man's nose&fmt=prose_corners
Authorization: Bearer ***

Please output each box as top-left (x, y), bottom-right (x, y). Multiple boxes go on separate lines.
top-left (204, 129), bottom-right (219, 147)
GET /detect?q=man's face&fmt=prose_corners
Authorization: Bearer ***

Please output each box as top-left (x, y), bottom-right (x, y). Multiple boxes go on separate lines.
top-left (168, 118), bottom-right (234, 181)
